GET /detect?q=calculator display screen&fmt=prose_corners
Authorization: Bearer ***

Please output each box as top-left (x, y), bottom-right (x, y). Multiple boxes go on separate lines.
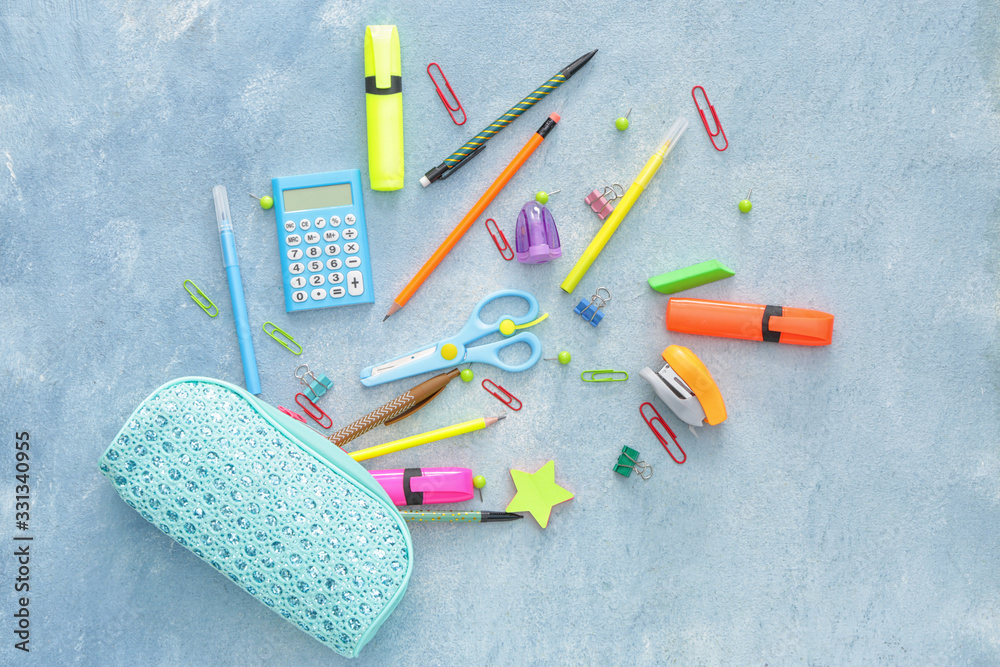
top-left (283, 184), bottom-right (353, 212)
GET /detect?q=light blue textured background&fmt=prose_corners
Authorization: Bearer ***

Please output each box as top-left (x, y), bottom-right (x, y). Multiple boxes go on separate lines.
top-left (1, 0), bottom-right (999, 664)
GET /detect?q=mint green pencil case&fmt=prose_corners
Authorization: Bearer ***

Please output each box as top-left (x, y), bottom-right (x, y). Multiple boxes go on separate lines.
top-left (98, 377), bottom-right (412, 658)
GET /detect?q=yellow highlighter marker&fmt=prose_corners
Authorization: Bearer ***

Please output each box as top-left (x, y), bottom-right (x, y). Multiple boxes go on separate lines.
top-left (364, 25), bottom-right (404, 191)
top-left (561, 117), bottom-right (688, 293)
top-left (349, 415), bottom-right (504, 462)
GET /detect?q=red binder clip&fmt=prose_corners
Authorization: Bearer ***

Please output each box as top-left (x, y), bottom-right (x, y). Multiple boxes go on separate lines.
top-left (481, 379), bottom-right (522, 411)
top-left (691, 86), bottom-right (727, 152)
top-left (640, 402), bottom-right (685, 464)
top-left (427, 62), bottom-right (467, 126)
top-left (295, 393), bottom-right (332, 429)
top-left (484, 218), bottom-right (514, 261)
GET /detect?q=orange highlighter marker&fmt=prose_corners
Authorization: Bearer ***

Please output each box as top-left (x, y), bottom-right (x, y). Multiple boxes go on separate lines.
top-left (666, 298), bottom-right (834, 347)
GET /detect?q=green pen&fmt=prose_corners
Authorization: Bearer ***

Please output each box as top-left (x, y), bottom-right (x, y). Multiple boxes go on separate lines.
top-left (399, 510), bottom-right (523, 523)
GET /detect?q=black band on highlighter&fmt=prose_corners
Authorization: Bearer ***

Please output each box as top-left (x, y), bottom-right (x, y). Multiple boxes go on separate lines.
top-left (402, 468), bottom-right (424, 505)
top-left (761, 305), bottom-right (783, 343)
top-left (365, 76), bottom-right (402, 95)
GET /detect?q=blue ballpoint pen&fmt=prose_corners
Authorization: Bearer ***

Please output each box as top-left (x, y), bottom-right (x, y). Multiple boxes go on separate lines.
top-left (212, 185), bottom-right (261, 395)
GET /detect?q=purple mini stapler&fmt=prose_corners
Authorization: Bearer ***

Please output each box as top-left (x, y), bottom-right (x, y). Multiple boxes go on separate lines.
top-left (514, 201), bottom-right (561, 264)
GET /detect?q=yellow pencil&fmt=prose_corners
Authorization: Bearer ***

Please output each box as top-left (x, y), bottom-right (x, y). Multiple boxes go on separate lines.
top-left (349, 415), bottom-right (505, 462)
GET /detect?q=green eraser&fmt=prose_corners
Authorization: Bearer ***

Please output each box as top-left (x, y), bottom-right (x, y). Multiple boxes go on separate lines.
top-left (647, 260), bottom-right (735, 294)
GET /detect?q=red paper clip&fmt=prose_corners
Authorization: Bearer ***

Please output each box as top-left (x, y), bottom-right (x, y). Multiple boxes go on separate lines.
top-left (427, 62), bottom-right (467, 126)
top-left (485, 218), bottom-right (514, 261)
top-left (640, 402), bottom-right (685, 464)
top-left (295, 393), bottom-right (332, 429)
top-left (691, 86), bottom-right (727, 152)
top-left (481, 379), bottom-right (522, 411)
top-left (278, 405), bottom-right (307, 424)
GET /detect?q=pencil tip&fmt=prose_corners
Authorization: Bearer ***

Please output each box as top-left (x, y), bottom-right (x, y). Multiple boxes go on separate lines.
top-left (496, 414), bottom-right (507, 421)
top-left (383, 303), bottom-right (401, 321)
top-left (562, 49), bottom-right (598, 78)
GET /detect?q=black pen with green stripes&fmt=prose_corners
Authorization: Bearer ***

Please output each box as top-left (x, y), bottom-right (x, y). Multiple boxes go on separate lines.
top-left (419, 49), bottom-right (597, 187)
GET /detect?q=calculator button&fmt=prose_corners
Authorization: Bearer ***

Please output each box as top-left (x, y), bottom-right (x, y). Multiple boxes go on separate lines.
top-left (330, 286), bottom-right (346, 298)
top-left (330, 216), bottom-right (341, 227)
top-left (328, 272), bottom-right (344, 284)
top-left (306, 246), bottom-right (321, 258)
top-left (346, 256), bottom-right (361, 269)
top-left (325, 244), bottom-right (341, 256)
top-left (290, 276), bottom-right (306, 288)
top-left (289, 262), bottom-right (304, 274)
top-left (326, 258), bottom-right (343, 270)
top-left (299, 219), bottom-right (311, 230)
top-left (345, 214), bottom-right (356, 225)
top-left (344, 242), bottom-right (359, 254)
top-left (287, 248), bottom-right (303, 260)
top-left (304, 232), bottom-right (320, 244)
top-left (309, 274), bottom-right (325, 287)
top-left (284, 221), bottom-right (296, 232)
top-left (342, 228), bottom-right (359, 241)
top-left (347, 271), bottom-right (364, 296)
top-left (292, 291), bottom-right (308, 303)
top-left (286, 234), bottom-right (302, 246)
top-left (308, 260), bottom-right (323, 272)
top-left (314, 217), bottom-right (326, 229)
top-left (323, 230), bottom-right (339, 242)
top-left (311, 289), bottom-right (327, 300)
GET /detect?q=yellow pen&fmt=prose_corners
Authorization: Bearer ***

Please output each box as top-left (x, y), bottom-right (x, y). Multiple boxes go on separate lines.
top-left (349, 415), bottom-right (505, 462)
top-left (561, 117), bottom-right (688, 293)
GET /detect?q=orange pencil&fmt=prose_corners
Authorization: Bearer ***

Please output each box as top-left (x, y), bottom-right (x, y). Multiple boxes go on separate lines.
top-left (384, 112), bottom-right (560, 320)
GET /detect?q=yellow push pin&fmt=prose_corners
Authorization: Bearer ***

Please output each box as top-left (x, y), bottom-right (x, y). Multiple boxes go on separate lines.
top-left (249, 193), bottom-right (274, 210)
top-left (473, 474), bottom-right (486, 501)
top-left (544, 351), bottom-right (572, 365)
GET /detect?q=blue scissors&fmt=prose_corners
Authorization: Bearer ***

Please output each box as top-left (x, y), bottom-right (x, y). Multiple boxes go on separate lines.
top-left (361, 290), bottom-right (547, 386)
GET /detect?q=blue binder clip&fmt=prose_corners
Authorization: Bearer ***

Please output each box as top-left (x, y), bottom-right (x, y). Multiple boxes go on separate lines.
top-left (295, 364), bottom-right (334, 401)
top-left (573, 287), bottom-right (611, 327)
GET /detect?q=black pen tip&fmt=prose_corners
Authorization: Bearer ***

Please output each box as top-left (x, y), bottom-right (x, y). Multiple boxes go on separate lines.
top-left (561, 49), bottom-right (598, 79)
top-left (482, 511), bottom-right (524, 522)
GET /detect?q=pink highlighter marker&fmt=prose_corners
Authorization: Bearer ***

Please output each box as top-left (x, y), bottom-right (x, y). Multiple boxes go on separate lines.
top-left (369, 467), bottom-right (474, 506)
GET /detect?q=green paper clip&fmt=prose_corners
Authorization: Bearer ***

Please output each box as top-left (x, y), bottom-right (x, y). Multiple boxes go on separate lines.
top-left (581, 369), bottom-right (629, 382)
top-left (183, 279), bottom-right (218, 317)
top-left (262, 322), bottom-right (303, 355)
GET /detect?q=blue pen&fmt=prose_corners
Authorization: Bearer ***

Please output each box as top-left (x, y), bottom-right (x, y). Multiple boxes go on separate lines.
top-left (212, 185), bottom-right (262, 395)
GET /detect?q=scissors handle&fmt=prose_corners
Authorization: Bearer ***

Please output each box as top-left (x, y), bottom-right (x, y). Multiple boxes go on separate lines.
top-left (456, 289), bottom-right (540, 341)
top-left (463, 332), bottom-right (541, 372)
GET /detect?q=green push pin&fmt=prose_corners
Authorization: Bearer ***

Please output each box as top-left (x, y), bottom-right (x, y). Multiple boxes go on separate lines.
top-left (473, 474), bottom-right (486, 501)
top-left (460, 368), bottom-right (474, 382)
top-left (535, 189), bottom-right (560, 205)
top-left (544, 351), bottom-right (571, 365)
top-left (615, 108), bottom-right (632, 131)
top-left (250, 194), bottom-right (274, 210)
top-left (738, 189), bottom-right (753, 213)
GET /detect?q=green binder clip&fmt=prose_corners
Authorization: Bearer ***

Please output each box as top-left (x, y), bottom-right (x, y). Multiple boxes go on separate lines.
top-left (614, 446), bottom-right (651, 479)
top-left (647, 260), bottom-right (735, 294)
top-left (364, 25), bottom-right (404, 191)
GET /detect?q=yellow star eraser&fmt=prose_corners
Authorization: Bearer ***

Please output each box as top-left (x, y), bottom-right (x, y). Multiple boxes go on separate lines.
top-left (505, 460), bottom-right (573, 528)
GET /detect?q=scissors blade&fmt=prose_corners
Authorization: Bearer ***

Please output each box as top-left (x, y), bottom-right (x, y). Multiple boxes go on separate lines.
top-left (369, 345), bottom-right (437, 377)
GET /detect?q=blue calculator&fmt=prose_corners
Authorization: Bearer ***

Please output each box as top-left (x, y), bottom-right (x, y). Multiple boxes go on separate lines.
top-left (271, 169), bottom-right (374, 312)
